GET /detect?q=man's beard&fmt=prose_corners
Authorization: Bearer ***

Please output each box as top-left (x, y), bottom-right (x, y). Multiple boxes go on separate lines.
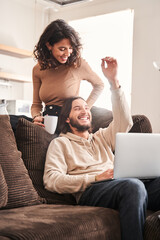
top-left (69, 117), bottom-right (91, 132)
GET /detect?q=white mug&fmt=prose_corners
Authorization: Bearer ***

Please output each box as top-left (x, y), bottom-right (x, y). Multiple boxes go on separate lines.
top-left (44, 115), bottom-right (58, 134)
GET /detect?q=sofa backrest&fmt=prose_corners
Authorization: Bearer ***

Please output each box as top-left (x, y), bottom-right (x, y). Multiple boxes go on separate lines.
top-left (91, 106), bottom-right (152, 133)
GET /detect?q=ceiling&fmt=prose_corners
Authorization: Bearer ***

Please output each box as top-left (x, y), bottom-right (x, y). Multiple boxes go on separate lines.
top-left (45, 0), bottom-right (90, 6)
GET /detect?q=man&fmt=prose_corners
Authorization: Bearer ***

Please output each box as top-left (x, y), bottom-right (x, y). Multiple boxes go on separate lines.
top-left (43, 57), bottom-right (160, 240)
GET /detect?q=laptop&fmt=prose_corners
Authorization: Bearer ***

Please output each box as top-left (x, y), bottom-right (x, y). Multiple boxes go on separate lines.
top-left (114, 133), bottom-right (160, 179)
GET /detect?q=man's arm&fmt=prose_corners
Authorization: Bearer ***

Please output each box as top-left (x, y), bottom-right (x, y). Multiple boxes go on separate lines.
top-left (97, 57), bottom-right (133, 151)
top-left (43, 138), bottom-right (95, 194)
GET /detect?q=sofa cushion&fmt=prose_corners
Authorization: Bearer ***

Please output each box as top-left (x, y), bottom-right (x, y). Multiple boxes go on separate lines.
top-left (9, 114), bottom-right (32, 135)
top-left (0, 204), bottom-right (121, 240)
top-left (0, 165), bottom-right (8, 208)
top-left (0, 115), bottom-right (40, 209)
top-left (16, 118), bottom-right (76, 205)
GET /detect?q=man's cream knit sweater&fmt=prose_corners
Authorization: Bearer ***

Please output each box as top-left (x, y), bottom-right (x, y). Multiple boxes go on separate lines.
top-left (43, 88), bottom-right (133, 202)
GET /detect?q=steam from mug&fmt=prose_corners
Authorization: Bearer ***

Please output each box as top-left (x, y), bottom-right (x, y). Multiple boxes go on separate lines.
top-left (44, 115), bottom-right (58, 134)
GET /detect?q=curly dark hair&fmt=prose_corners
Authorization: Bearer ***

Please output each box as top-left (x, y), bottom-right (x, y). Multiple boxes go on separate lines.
top-left (33, 19), bottom-right (82, 70)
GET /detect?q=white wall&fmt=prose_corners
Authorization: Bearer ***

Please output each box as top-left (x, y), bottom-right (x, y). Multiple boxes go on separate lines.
top-left (0, 0), bottom-right (48, 101)
top-left (48, 0), bottom-right (160, 133)
top-left (0, 0), bottom-right (160, 132)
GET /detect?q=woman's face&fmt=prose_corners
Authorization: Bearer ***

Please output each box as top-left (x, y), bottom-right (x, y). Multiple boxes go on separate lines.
top-left (47, 38), bottom-right (73, 64)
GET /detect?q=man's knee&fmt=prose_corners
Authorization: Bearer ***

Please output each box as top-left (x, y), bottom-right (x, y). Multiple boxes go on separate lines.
top-left (120, 178), bottom-right (147, 201)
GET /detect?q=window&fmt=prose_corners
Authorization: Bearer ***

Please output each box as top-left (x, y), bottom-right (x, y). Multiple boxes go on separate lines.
top-left (69, 9), bottom-right (134, 109)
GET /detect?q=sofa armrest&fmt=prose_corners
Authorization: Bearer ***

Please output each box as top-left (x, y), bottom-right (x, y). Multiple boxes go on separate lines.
top-left (129, 115), bottom-right (152, 133)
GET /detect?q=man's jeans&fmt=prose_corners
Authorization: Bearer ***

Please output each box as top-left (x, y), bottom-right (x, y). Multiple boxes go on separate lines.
top-left (78, 177), bottom-right (160, 240)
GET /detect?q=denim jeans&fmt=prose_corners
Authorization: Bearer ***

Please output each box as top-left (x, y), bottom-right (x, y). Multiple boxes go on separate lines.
top-left (78, 177), bottom-right (160, 240)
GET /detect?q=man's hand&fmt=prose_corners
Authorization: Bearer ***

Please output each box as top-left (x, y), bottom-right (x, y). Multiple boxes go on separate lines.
top-left (101, 57), bottom-right (120, 90)
top-left (95, 169), bottom-right (113, 181)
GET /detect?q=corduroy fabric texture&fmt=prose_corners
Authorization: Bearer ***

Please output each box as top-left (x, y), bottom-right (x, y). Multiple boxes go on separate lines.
top-left (91, 106), bottom-right (152, 133)
top-left (130, 115), bottom-right (152, 133)
top-left (0, 204), bottom-right (121, 240)
top-left (0, 165), bottom-right (8, 208)
top-left (15, 118), bottom-right (76, 205)
top-left (144, 211), bottom-right (160, 240)
top-left (0, 115), bottom-right (40, 209)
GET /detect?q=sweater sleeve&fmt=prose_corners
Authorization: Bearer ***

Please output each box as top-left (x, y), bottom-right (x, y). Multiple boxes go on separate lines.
top-left (79, 59), bottom-right (104, 108)
top-left (31, 64), bottom-right (43, 118)
top-left (96, 87), bottom-right (133, 152)
top-left (43, 139), bottom-right (95, 194)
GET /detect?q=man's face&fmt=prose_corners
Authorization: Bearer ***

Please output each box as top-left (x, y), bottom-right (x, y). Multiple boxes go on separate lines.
top-left (66, 98), bottom-right (92, 132)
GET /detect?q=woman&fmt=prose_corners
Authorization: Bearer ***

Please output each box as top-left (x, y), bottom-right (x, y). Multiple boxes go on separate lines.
top-left (31, 19), bottom-right (104, 127)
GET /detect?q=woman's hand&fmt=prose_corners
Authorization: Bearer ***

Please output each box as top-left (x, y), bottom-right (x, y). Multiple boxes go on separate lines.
top-left (33, 116), bottom-right (45, 127)
top-left (101, 57), bottom-right (120, 89)
top-left (95, 169), bottom-right (114, 182)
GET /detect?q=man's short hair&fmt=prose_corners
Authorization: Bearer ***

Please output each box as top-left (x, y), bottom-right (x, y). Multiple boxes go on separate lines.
top-left (59, 96), bottom-right (85, 134)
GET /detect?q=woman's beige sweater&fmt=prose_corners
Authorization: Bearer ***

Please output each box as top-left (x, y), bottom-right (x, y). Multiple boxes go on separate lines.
top-left (31, 58), bottom-right (104, 117)
top-left (43, 88), bottom-right (133, 202)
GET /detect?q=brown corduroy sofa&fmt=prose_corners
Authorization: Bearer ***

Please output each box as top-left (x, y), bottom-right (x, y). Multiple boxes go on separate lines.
top-left (0, 107), bottom-right (160, 240)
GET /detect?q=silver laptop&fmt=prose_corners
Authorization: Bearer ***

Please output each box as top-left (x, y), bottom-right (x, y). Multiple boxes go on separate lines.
top-left (114, 133), bottom-right (160, 179)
